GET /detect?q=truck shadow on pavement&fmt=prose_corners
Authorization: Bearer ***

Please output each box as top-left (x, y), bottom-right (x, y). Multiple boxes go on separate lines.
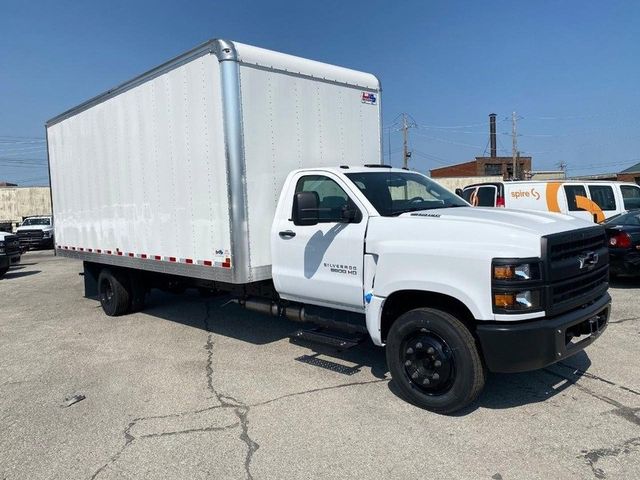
top-left (3, 269), bottom-right (41, 279)
top-left (144, 290), bottom-right (595, 415)
top-left (609, 276), bottom-right (640, 289)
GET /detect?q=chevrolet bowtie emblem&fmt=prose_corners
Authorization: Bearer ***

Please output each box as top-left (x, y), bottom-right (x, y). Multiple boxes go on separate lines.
top-left (578, 251), bottom-right (599, 269)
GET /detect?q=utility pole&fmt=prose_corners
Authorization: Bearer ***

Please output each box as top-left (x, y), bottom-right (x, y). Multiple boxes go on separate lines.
top-left (557, 160), bottom-right (567, 178)
top-left (402, 113), bottom-right (410, 169)
top-left (511, 111), bottom-right (518, 180)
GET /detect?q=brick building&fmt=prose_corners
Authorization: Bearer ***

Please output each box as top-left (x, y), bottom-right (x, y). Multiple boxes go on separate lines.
top-left (430, 156), bottom-right (532, 180)
top-left (617, 161), bottom-right (640, 184)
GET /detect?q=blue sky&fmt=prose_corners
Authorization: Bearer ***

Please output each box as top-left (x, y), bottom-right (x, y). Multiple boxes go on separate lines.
top-left (1, 0), bottom-right (639, 185)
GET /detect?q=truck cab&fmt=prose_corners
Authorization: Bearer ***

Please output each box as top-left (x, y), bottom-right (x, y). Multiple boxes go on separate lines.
top-left (0, 231), bottom-right (21, 277)
top-left (15, 215), bottom-right (54, 250)
top-left (271, 166), bottom-right (610, 412)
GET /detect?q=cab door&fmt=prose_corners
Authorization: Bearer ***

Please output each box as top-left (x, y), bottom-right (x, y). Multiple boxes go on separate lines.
top-left (271, 172), bottom-right (368, 312)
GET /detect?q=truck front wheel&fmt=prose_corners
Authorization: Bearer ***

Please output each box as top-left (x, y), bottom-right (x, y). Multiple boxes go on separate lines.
top-left (386, 308), bottom-right (485, 414)
top-left (98, 268), bottom-right (131, 316)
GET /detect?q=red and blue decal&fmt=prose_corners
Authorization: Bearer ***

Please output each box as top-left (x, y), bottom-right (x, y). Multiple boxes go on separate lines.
top-left (361, 92), bottom-right (377, 105)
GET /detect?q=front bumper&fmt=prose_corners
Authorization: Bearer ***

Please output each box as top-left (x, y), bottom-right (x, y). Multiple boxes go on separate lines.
top-left (476, 293), bottom-right (611, 373)
top-left (17, 236), bottom-right (53, 249)
top-left (0, 253), bottom-right (21, 268)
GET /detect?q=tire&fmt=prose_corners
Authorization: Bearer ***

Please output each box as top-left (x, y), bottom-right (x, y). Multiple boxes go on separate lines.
top-left (98, 268), bottom-right (132, 316)
top-left (386, 308), bottom-right (485, 414)
top-left (0, 266), bottom-right (9, 278)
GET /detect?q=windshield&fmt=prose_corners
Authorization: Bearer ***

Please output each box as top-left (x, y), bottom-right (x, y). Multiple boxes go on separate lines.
top-left (345, 171), bottom-right (468, 216)
top-left (22, 218), bottom-right (50, 226)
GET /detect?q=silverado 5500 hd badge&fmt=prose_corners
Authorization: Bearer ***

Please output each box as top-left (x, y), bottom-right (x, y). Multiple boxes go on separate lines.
top-left (324, 262), bottom-right (358, 275)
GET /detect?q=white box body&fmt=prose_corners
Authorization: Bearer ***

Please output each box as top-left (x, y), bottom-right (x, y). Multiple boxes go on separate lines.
top-left (47, 39), bottom-right (382, 283)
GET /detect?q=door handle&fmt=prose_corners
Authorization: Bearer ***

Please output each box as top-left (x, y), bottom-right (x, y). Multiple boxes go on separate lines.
top-left (279, 230), bottom-right (296, 239)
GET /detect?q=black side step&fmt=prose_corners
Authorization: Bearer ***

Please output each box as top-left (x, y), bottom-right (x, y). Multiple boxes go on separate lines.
top-left (290, 328), bottom-right (365, 351)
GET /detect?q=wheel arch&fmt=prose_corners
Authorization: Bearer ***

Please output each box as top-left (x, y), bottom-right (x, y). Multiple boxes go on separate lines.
top-left (380, 290), bottom-right (476, 343)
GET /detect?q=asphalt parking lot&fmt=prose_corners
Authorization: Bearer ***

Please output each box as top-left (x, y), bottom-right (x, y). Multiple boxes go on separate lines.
top-left (1, 251), bottom-right (639, 479)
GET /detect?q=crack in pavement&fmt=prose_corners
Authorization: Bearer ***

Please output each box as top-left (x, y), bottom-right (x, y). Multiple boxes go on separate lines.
top-left (578, 436), bottom-right (640, 479)
top-left (543, 368), bottom-right (640, 427)
top-left (250, 378), bottom-right (389, 408)
top-left (90, 421), bottom-right (135, 480)
top-left (608, 316), bottom-right (640, 325)
top-left (556, 362), bottom-right (640, 397)
top-left (140, 422), bottom-right (240, 439)
top-left (201, 300), bottom-right (259, 479)
top-left (543, 368), bottom-right (640, 478)
top-left (89, 298), bottom-right (389, 479)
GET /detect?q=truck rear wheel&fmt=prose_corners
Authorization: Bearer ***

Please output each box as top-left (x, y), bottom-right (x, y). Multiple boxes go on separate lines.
top-left (98, 268), bottom-right (131, 316)
top-left (386, 308), bottom-right (485, 414)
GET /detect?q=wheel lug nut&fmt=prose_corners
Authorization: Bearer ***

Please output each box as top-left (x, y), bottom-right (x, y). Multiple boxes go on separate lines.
top-left (404, 360), bottom-right (412, 367)
top-left (432, 373), bottom-right (440, 380)
top-left (406, 347), bottom-right (414, 355)
top-left (411, 371), bottom-right (419, 380)
top-left (427, 347), bottom-right (435, 354)
top-left (434, 360), bottom-right (442, 367)
top-left (416, 342), bottom-right (423, 349)
top-left (420, 328), bottom-right (427, 333)
top-left (422, 378), bottom-right (430, 385)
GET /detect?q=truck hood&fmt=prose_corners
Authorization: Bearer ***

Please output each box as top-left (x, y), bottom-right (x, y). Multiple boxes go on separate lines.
top-left (366, 206), bottom-right (599, 260)
top-left (398, 206), bottom-right (593, 237)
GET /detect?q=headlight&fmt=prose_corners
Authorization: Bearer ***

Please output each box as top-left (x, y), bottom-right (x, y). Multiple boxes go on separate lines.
top-left (493, 262), bottom-right (540, 281)
top-left (43, 231), bottom-right (51, 238)
top-left (492, 258), bottom-right (544, 313)
top-left (493, 290), bottom-right (542, 311)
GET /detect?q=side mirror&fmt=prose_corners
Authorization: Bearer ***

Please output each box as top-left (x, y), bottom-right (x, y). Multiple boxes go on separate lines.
top-left (293, 191), bottom-right (320, 226)
top-left (455, 188), bottom-right (464, 198)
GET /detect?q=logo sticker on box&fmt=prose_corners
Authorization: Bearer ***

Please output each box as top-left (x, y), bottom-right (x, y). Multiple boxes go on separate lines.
top-left (361, 92), bottom-right (377, 105)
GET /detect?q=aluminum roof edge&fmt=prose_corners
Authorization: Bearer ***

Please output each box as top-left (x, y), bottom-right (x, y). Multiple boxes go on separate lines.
top-left (45, 38), bottom-right (232, 128)
top-left (45, 38), bottom-right (381, 128)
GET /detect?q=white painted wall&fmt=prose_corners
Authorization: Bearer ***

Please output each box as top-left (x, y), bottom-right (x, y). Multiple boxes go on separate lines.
top-left (0, 187), bottom-right (52, 228)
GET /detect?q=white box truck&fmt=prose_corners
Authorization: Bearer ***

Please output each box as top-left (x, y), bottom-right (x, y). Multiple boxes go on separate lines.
top-left (47, 39), bottom-right (611, 413)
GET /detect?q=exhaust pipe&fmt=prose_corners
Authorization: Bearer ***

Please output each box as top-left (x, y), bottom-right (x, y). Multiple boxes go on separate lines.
top-left (237, 298), bottom-right (367, 335)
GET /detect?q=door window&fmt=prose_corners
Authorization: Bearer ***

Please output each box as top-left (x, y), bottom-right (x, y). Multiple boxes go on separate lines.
top-left (621, 185), bottom-right (640, 210)
top-left (294, 175), bottom-right (360, 223)
top-left (462, 188), bottom-right (476, 203)
top-left (475, 186), bottom-right (497, 206)
top-left (588, 185), bottom-right (616, 211)
top-left (461, 186), bottom-right (495, 206)
top-left (564, 185), bottom-right (587, 211)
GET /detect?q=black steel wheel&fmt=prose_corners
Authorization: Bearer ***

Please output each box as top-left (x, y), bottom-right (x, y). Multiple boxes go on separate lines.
top-left (386, 308), bottom-right (485, 414)
top-left (98, 268), bottom-right (131, 316)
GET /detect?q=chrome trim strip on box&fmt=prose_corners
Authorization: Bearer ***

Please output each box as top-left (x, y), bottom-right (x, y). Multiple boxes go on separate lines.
top-left (216, 40), bottom-right (252, 284)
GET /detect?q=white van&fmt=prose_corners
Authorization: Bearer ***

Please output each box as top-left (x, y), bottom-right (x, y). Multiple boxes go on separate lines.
top-left (461, 180), bottom-right (640, 223)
